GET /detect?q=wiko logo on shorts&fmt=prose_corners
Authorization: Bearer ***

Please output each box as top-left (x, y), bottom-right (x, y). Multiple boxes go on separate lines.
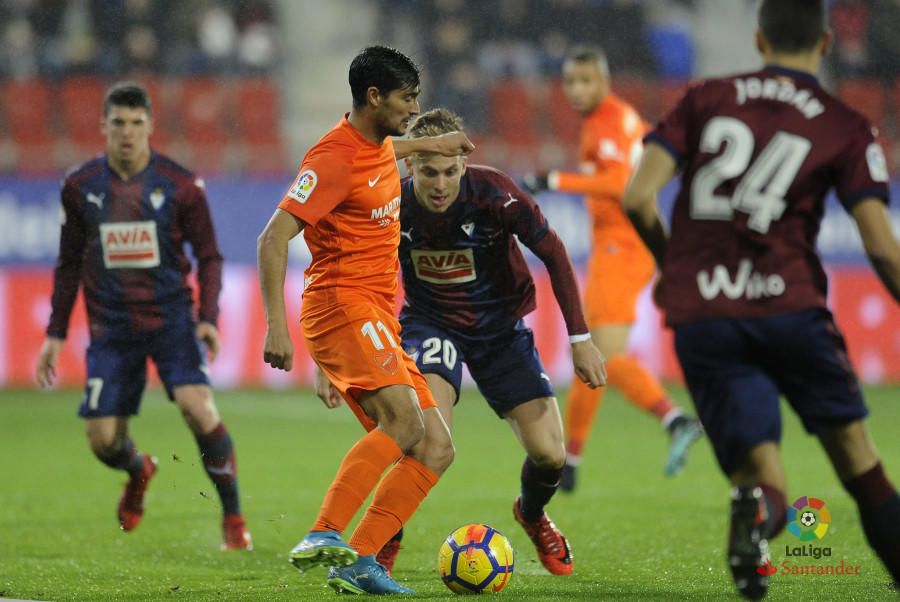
top-left (786, 496), bottom-right (830, 541)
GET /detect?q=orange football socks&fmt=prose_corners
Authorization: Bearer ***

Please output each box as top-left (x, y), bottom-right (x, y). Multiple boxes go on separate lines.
top-left (311, 429), bottom-right (402, 534)
top-left (606, 355), bottom-right (676, 422)
top-left (348, 456), bottom-right (439, 556)
top-left (564, 377), bottom-right (605, 458)
top-left (565, 354), bottom-right (678, 457)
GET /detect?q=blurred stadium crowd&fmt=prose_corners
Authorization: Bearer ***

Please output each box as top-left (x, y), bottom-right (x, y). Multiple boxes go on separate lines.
top-left (0, 0), bottom-right (898, 175)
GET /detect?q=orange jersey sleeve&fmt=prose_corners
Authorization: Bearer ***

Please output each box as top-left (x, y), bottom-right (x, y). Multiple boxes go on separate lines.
top-left (554, 93), bottom-right (647, 202)
top-left (278, 116), bottom-right (403, 334)
top-left (279, 138), bottom-right (355, 226)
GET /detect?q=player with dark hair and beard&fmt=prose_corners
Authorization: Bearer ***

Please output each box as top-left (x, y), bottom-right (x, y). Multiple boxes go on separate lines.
top-left (258, 46), bottom-right (474, 595)
top-left (624, 0), bottom-right (900, 598)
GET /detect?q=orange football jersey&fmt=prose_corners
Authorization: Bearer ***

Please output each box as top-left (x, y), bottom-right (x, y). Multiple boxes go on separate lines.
top-left (556, 92), bottom-right (647, 236)
top-left (279, 116), bottom-right (402, 335)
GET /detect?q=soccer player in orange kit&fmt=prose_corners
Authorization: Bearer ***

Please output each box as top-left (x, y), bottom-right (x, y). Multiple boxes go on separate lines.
top-left (257, 46), bottom-right (474, 595)
top-left (524, 46), bottom-right (703, 491)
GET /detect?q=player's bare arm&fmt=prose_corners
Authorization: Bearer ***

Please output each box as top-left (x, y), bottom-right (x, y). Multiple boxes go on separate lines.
top-left (314, 369), bottom-right (343, 409)
top-left (257, 208), bottom-right (305, 371)
top-left (195, 322), bottom-right (221, 362)
top-left (393, 131), bottom-right (475, 159)
top-left (36, 336), bottom-right (65, 388)
top-left (524, 217), bottom-right (606, 388)
top-left (571, 339), bottom-right (607, 388)
top-left (623, 143), bottom-right (677, 267)
top-left (852, 198), bottom-right (900, 303)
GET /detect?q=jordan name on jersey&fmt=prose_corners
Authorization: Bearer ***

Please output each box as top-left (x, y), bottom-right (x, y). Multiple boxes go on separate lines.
top-left (411, 248), bottom-right (476, 284)
top-left (99, 221), bottom-right (161, 268)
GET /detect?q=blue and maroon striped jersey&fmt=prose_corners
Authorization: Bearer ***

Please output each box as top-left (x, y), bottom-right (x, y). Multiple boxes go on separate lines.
top-left (648, 66), bottom-right (891, 325)
top-left (47, 152), bottom-right (223, 339)
top-left (399, 165), bottom-right (587, 342)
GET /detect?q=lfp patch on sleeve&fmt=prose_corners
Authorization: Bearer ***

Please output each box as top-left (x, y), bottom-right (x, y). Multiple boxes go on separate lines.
top-left (866, 142), bottom-right (889, 183)
top-left (288, 169), bottom-right (318, 204)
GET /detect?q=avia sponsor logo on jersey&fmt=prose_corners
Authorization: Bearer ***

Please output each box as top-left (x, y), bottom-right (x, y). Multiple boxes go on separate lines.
top-left (696, 259), bottom-right (785, 301)
top-left (371, 195), bottom-right (401, 227)
top-left (412, 248), bottom-right (476, 284)
top-left (99, 221), bottom-right (161, 268)
top-left (287, 169), bottom-right (317, 204)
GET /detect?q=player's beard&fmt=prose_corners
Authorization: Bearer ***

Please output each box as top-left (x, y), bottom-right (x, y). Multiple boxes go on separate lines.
top-left (376, 113), bottom-right (409, 140)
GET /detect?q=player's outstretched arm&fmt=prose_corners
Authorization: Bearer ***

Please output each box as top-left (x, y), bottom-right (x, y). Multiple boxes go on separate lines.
top-left (623, 143), bottom-right (678, 268)
top-left (522, 165), bottom-right (629, 199)
top-left (257, 208), bottom-right (305, 371)
top-left (852, 198), bottom-right (900, 303)
top-left (36, 337), bottom-right (64, 388)
top-left (393, 131), bottom-right (475, 159)
top-left (572, 340), bottom-right (607, 389)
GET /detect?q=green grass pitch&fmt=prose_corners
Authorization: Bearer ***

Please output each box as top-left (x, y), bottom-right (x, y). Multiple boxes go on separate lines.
top-left (1, 385), bottom-right (897, 600)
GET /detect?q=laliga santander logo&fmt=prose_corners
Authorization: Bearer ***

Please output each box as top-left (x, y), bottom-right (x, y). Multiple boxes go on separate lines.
top-left (786, 496), bottom-right (830, 541)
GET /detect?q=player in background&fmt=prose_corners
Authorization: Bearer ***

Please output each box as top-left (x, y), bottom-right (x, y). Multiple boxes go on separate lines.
top-left (523, 46), bottom-right (703, 489)
top-left (367, 108), bottom-right (606, 577)
top-left (35, 82), bottom-right (251, 550)
top-left (623, 0), bottom-right (900, 598)
top-left (258, 46), bottom-right (474, 595)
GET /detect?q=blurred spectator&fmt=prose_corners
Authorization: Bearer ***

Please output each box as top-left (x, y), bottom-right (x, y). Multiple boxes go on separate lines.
top-left (829, 0), bottom-right (871, 77)
top-left (868, 0), bottom-right (900, 84)
top-left (0, 0), bottom-right (278, 78)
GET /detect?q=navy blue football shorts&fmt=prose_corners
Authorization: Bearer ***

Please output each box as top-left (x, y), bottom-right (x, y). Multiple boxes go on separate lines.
top-left (78, 317), bottom-right (210, 418)
top-left (673, 308), bottom-right (868, 475)
top-left (399, 316), bottom-right (555, 418)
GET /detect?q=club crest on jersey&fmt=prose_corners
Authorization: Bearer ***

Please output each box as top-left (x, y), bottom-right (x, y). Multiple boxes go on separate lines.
top-left (461, 221), bottom-right (475, 237)
top-left (288, 169), bottom-right (317, 204)
top-left (374, 349), bottom-right (399, 375)
top-left (411, 248), bottom-right (476, 284)
top-left (99, 221), bottom-right (161, 268)
top-left (149, 188), bottom-right (166, 210)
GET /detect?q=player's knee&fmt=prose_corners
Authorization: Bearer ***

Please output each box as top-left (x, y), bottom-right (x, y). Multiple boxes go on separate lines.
top-left (429, 436), bottom-right (455, 475)
top-left (379, 405), bottom-right (425, 451)
top-left (88, 435), bottom-right (122, 461)
top-left (174, 385), bottom-right (219, 433)
top-left (529, 446), bottom-right (566, 470)
top-left (85, 424), bottom-right (120, 457)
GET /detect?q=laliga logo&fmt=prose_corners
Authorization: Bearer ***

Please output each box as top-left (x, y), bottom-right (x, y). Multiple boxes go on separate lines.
top-left (786, 496), bottom-right (830, 541)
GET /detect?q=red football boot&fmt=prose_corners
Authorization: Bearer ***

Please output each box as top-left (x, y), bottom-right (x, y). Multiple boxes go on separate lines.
top-left (376, 537), bottom-right (401, 575)
top-left (118, 455), bottom-right (158, 531)
top-left (221, 514), bottom-right (253, 550)
top-left (513, 497), bottom-right (574, 575)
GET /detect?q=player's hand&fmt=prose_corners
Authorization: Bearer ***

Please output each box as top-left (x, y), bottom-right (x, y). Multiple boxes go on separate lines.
top-left (432, 131), bottom-right (476, 157)
top-left (522, 173), bottom-right (549, 194)
top-left (571, 339), bottom-right (607, 388)
top-left (196, 321), bottom-right (220, 362)
top-left (36, 337), bottom-right (65, 389)
top-left (315, 369), bottom-right (343, 409)
top-left (263, 324), bottom-right (293, 371)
